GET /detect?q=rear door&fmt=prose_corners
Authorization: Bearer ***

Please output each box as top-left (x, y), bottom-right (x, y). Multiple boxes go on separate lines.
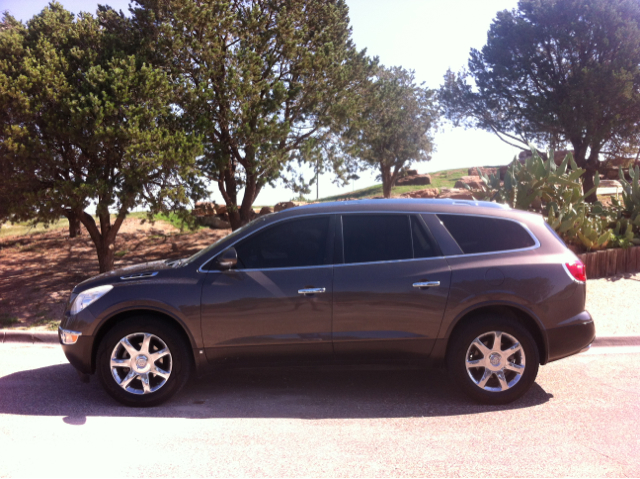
top-left (332, 214), bottom-right (451, 359)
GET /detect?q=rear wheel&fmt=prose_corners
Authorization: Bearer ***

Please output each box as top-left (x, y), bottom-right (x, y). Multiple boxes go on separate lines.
top-left (447, 315), bottom-right (539, 405)
top-left (96, 317), bottom-right (191, 407)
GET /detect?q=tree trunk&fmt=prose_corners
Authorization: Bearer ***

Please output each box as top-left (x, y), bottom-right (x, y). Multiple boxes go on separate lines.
top-left (66, 211), bottom-right (82, 238)
top-left (571, 143), bottom-right (599, 203)
top-left (381, 165), bottom-right (392, 198)
top-left (97, 242), bottom-right (115, 274)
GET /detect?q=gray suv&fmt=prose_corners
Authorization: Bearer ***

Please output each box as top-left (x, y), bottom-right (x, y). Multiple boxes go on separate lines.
top-left (58, 199), bottom-right (595, 407)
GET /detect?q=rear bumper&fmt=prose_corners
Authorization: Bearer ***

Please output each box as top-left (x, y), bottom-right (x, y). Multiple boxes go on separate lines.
top-left (546, 310), bottom-right (595, 363)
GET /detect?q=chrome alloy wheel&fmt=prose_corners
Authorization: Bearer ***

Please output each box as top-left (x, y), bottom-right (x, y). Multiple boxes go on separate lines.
top-left (110, 332), bottom-right (172, 395)
top-left (465, 331), bottom-right (526, 392)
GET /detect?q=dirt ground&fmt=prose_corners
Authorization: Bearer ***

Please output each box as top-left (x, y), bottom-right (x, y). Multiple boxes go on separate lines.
top-left (0, 218), bottom-right (230, 330)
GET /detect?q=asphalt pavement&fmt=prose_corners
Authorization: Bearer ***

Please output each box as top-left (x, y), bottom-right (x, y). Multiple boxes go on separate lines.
top-left (0, 342), bottom-right (638, 477)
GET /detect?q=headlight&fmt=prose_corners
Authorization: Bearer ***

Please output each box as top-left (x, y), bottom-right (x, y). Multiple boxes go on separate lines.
top-left (70, 285), bottom-right (113, 315)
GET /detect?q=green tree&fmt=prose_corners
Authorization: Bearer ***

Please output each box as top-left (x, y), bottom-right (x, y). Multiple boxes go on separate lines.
top-left (132, 0), bottom-right (370, 229)
top-left (341, 66), bottom-right (437, 198)
top-left (0, 3), bottom-right (202, 272)
top-left (440, 0), bottom-right (640, 202)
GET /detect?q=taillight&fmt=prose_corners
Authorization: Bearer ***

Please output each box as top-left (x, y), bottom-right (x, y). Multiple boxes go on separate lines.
top-left (564, 260), bottom-right (587, 282)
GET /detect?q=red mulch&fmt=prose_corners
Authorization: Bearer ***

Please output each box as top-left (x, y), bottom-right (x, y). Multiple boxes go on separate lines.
top-left (0, 219), bottom-right (230, 330)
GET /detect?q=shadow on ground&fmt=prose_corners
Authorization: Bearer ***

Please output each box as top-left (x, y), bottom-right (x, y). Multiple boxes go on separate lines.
top-left (0, 362), bottom-right (551, 422)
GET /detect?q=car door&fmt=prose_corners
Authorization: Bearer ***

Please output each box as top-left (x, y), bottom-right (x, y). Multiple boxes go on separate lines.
top-left (332, 213), bottom-right (451, 359)
top-left (200, 215), bottom-right (335, 363)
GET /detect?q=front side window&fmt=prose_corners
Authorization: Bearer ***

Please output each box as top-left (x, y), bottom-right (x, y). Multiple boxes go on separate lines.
top-left (437, 214), bottom-right (536, 254)
top-left (235, 216), bottom-right (330, 269)
top-left (342, 214), bottom-right (413, 264)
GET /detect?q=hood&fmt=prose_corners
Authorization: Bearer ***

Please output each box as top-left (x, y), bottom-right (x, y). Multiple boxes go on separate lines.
top-left (73, 258), bottom-right (183, 293)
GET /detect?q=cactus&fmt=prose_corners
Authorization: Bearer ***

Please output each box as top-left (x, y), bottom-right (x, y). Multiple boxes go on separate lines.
top-left (475, 147), bottom-right (624, 251)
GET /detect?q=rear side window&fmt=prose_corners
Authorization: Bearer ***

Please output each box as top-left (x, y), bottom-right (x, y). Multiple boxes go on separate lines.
top-left (342, 215), bottom-right (412, 264)
top-left (411, 216), bottom-right (438, 258)
top-left (437, 214), bottom-right (536, 254)
top-left (235, 216), bottom-right (330, 269)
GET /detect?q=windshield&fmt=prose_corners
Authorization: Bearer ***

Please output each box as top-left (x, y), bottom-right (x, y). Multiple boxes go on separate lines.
top-left (180, 215), bottom-right (268, 265)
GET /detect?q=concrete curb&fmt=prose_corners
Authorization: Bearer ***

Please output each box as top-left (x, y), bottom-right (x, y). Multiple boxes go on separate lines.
top-left (1, 329), bottom-right (639, 347)
top-left (0, 330), bottom-right (59, 344)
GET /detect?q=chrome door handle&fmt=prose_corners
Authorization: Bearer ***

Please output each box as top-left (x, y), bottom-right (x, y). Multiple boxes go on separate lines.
top-left (298, 287), bottom-right (326, 295)
top-left (413, 281), bottom-right (440, 288)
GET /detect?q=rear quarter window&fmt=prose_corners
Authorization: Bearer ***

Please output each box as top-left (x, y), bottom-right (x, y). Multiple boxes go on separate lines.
top-left (437, 214), bottom-right (536, 254)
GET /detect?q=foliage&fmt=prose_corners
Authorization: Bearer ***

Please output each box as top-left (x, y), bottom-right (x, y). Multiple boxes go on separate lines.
top-left (340, 65), bottom-right (438, 198)
top-left (440, 0), bottom-right (640, 202)
top-left (0, 4), bottom-right (203, 272)
top-left (132, 0), bottom-right (371, 229)
top-left (474, 148), bottom-right (635, 251)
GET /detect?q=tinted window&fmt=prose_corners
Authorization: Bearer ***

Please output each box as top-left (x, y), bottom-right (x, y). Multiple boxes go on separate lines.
top-left (437, 214), bottom-right (536, 254)
top-left (411, 216), bottom-right (438, 258)
top-left (342, 215), bottom-right (412, 264)
top-left (235, 216), bottom-right (330, 269)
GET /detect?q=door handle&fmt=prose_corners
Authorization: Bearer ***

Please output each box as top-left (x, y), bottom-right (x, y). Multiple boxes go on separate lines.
top-left (298, 287), bottom-right (326, 296)
top-left (413, 281), bottom-right (440, 289)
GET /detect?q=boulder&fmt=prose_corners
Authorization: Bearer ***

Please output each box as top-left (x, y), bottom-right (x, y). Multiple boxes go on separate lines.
top-left (259, 206), bottom-right (273, 215)
top-left (396, 174), bottom-right (431, 186)
top-left (199, 215), bottom-right (231, 229)
top-left (399, 188), bottom-right (439, 199)
top-left (214, 204), bottom-right (227, 215)
top-left (193, 201), bottom-right (216, 217)
top-left (454, 175), bottom-right (484, 190)
top-left (468, 167), bottom-right (499, 177)
top-left (437, 188), bottom-right (475, 200)
top-left (406, 169), bottom-right (419, 176)
top-left (273, 201), bottom-right (303, 212)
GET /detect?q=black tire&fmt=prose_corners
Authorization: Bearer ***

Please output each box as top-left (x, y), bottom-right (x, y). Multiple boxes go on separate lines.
top-left (446, 315), bottom-right (540, 405)
top-left (96, 316), bottom-right (192, 407)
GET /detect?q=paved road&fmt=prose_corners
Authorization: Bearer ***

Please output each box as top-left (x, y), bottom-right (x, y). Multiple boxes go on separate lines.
top-left (0, 344), bottom-right (638, 477)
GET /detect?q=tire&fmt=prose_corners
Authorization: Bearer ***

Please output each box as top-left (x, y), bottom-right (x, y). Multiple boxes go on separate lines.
top-left (96, 316), bottom-right (192, 407)
top-left (446, 315), bottom-right (540, 405)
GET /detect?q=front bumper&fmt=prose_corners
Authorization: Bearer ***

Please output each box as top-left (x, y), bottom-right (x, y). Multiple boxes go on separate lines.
top-left (59, 329), bottom-right (95, 375)
top-left (546, 310), bottom-right (595, 363)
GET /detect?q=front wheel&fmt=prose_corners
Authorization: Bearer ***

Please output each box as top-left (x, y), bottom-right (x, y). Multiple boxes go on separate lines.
top-left (96, 317), bottom-right (192, 407)
top-left (446, 315), bottom-right (540, 405)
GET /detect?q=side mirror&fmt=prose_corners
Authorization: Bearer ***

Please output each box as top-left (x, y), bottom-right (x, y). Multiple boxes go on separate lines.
top-left (215, 247), bottom-right (238, 270)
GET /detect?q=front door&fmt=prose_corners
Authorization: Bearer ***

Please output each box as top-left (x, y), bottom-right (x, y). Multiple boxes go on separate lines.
top-left (200, 215), bottom-right (335, 363)
top-left (332, 214), bottom-right (451, 359)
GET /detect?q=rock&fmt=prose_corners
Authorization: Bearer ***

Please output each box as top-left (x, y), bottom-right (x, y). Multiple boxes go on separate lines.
top-left (396, 174), bottom-right (432, 186)
top-left (454, 175), bottom-right (484, 190)
top-left (199, 216), bottom-right (231, 229)
top-left (406, 169), bottom-right (418, 176)
top-left (273, 201), bottom-right (303, 212)
top-left (468, 167), bottom-right (498, 177)
top-left (399, 188), bottom-right (439, 199)
top-left (437, 188), bottom-right (475, 200)
top-left (214, 204), bottom-right (227, 215)
top-left (259, 206), bottom-right (273, 215)
top-left (193, 201), bottom-right (215, 217)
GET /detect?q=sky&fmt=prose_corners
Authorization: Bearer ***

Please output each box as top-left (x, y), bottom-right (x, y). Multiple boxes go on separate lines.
top-left (2, 0), bottom-right (522, 205)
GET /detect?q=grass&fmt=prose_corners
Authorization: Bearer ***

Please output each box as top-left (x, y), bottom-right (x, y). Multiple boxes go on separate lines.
top-left (0, 218), bottom-right (69, 239)
top-left (0, 211), bottom-right (204, 240)
top-left (318, 167), bottom-right (469, 202)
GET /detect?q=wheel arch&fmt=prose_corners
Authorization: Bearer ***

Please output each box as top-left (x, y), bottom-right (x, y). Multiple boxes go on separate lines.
top-left (91, 308), bottom-right (199, 374)
top-left (444, 303), bottom-right (549, 365)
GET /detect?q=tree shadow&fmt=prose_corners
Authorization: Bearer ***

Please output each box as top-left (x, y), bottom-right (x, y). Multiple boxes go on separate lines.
top-left (604, 273), bottom-right (640, 282)
top-left (0, 363), bottom-right (552, 422)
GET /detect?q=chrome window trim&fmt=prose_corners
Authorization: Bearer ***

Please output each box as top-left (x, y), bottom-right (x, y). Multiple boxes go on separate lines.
top-left (197, 209), bottom-right (541, 273)
top-left (334, 255), bottom-right (447, 268)
top-left (434, 212), bottom-right (541, 258)
top-left (120, 271), bottom-right (159, 280)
